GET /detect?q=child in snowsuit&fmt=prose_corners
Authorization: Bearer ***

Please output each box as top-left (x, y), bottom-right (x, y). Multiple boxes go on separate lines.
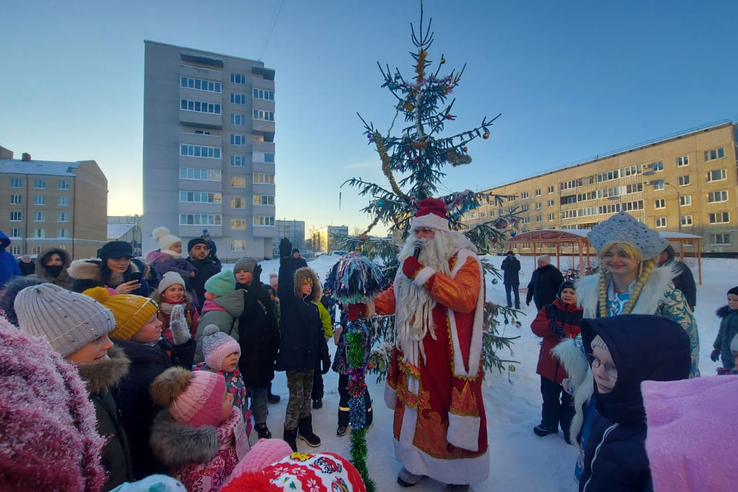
top-left (578, 314), bottom-right (690, 492)
top-left (710, 286), bottom-right (738, 373)
top-left (152, 271), bottom-right (200, 342)
top-left (530, 280), bottom-right (582, 442)
top-left (194, 270), bottom-right (245, 363)
top-left (150, 367), bottom-right (248, 492)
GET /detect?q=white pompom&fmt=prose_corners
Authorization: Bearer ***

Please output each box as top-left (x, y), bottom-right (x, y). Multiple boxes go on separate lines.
top-left (152, 227), bottom-right (170, 240)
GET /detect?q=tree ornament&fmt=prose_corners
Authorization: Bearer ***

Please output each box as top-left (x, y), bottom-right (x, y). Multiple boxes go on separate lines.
top-left (404, 102), bottom-right (414, 112)
top-left (446, 114), bottom-right (453, 120)
top-left (510, 231), bottom-right (516, 237)
top-left (492, 237), bottom-right (498, 243)
top-left (441, 57), bottom-right (446, 64)
top-left (483, 132), bottom-right (490, 139)
top-left (462, 146), bottom-right (468, 152)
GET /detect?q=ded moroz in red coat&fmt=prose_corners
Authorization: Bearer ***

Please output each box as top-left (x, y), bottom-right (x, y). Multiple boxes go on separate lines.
top-left (374, 248), bottom-right (489, 485)
top-left (530, 298), bottom-right (582, 385)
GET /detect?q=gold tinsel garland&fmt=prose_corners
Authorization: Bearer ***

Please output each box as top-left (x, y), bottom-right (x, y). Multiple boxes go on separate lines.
top-left (374, 132), bottom-right (407, 201)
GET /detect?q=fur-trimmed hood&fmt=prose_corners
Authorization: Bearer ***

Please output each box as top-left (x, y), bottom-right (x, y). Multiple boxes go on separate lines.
top-left (293, 267), bottom-right (321, 302)
top-left (716, 305), bottom-right (736, 318)
top-left (67, 257), bottom-right (139, 284)
top-left (149, 410), bottom-right (219, 467)
top-left (575, 264), bottom-right (679, 318)
top-left (34, 247), bottom-right (72, 280)
top-left (75, 347), bottom-right (130, 395)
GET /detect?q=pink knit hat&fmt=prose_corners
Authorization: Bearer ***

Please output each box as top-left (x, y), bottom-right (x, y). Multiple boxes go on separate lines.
top-left (202, 324), bottom-right (241, 371)
top-left (230, 439), bottom-right (292, 480)
top-left (152, 368), bottom-right (225, 428)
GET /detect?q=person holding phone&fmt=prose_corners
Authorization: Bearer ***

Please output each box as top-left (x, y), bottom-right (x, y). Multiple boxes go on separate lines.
top-left (68, 241), bottom-right (150, 296)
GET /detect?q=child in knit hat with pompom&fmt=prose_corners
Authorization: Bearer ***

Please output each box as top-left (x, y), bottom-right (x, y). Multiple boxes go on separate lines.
top-left (150, 367), bottom-right (249, 492)
top-left (145, 227), bottom-right (199, 306)
top-left (193, 324), bottom-right (252, 435)
top-left (152, 271), bottom-right (200, 342)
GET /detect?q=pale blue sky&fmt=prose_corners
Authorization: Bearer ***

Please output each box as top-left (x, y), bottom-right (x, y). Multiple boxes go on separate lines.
top-left (1, 0), bottom-right (736, 236)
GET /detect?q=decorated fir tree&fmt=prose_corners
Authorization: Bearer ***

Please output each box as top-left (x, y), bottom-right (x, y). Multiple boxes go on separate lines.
top-left (339, 3), bottom-right (522, 380)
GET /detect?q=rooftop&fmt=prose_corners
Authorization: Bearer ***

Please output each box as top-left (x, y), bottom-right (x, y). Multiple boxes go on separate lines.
top-left (0, 159), bottom-right (80, 177)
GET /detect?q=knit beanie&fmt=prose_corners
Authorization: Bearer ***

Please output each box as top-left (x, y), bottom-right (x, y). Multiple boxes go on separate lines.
top-left (591, 334), bottom-right (609, 351)
top-left (234, 257), bottom-right (257, 274)
top-left (153, 227), bottom-right (182, 258)
top-left (269, 273), bottom-right (278, 289)
top-left (151, 367), bottom-right (225, 428)
top-left (97, 241), bottom-right (133, 261)
top-left (188, 237), bottom-right (208, 253)
top-left (728, 286), bottom-right (738, 297)
top-left (204, 270), bottom-right (236, 297)
top-left (158, 271), bottom-right (186, 295)
top-left (83, 287), bottom-right (159, 341)
top-left (538, 255), bottom-right (551, 265)
top-left (557, 280), bottom-right (575, 300)
top-left (731, 334), bottom-right (738, 354)
top-left (231, 439), bottom-right (292, 478)
top-left (14, 283), bottom-right (116, 358)
top-left (202, 325), bottom-right (241, 371)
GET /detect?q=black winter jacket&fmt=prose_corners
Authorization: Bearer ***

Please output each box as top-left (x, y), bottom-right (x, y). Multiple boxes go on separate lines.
top-left (526, 264), bottom-right (565, 310)
top-left (659, 260), bottom-right (697, 310)
top-left (186, 257), bottom-right (221, 309)
top-left (114, 337), bottom-right (196, 480)
top-left (501, 256), bottom-right (521, 285)
top-left (67, 259), bottom-right (150, 297)
top-left (236, 280), bottom-right (280, 386)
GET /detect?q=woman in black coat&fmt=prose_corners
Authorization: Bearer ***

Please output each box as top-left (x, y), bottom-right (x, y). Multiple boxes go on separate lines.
top-left (526, 256), bottom-right (565, 310)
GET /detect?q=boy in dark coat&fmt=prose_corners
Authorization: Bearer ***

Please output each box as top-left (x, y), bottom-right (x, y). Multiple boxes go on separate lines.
top-left (501, 250), bottom-right (521, 309)
top-left (579, 314), bottom-right (690, 492)
top-left (526, 255), bottom-right (565, 310)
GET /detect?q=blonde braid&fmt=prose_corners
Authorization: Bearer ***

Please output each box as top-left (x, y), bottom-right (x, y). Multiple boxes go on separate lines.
top-left (598, 269), bottom-right (609, 318)
top-left (621, 258), bottom-right (657, 315)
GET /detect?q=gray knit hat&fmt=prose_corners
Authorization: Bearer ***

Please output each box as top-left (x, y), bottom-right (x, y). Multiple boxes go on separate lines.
top-left (234, 257), bottom-right (257, 275)
top-left (14, 283), bottom-right (116, 357)
top-left (202, 324), bottom-right (241, 371)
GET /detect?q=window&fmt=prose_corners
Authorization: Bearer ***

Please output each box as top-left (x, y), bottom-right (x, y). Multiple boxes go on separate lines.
top-left (547, 200), bottom-right (554, 207)
top-left (230, 93), bottom-right (247, 105)
top-left (10, 178), bottom-right (22, 188)
top-left (58, 228), bottom-right (68, 238)
top-left (707, 190), bottom-right (728, 203)
top-left (677, 175), bottom-right (691, 187)
top-left (180, 76), bottom-right (221, 93)
top-left (704, 147), bottom-right (725, 162)
top-left (655, 199), bottom-right (665, 209)
top-left (231, 240), bottom-right (246, 251)
top-left (712, 233), bottom-right (730, 246)
top-left (179, 191), bottom-right (221, 203)
top-left (709, 212), bottom-right (730, 224)
top-left (253, 173), bottom-right (275, 184)
top-left (522, 217), bottom-right (531, 224)
top-left (677, 155), bottom-right (689, 167)
top-left (10, 195), bottom-right (21, 205)
top-left (253, 109), bottom-right (275, 121)
top-left (34, 195), bottom-right (45, 206)
top-left (655, 217), bottom-right (667, 228)
top-left (681, 215), bottom-right (693, 226)
top-left (679, 195), bottom-right (692, 207)
top-left (9, 228), bottom-right (20, 237)
top-left (230, 113), bottom-right (246, 126)
top-left (34, 228), bottom-right (45, 238)
top-left (231, 155), bottom-right (246, 167)
top-left (180, 167), bottom-right (222, 181)
top-left (535, 215), bottom-right (542, 222)
top-left (253, 216), bottom-right (275, 226)
top-left (34, 179), bottom-right (45, 189)
top-left (180, 99), bottom-right (222, 114)
top-left (622, 200), bottom-right (644, 212)
top-left (230, 134), bottom-right (247, 146)
top-left (34, 212), bottom-right (45, 222)
top-left (253, 88), bottom-right (275, 100)
top-left (521, 204), bottom-right (529, 212)
top-left (231, 219), bottom-right (246, 230)
top-left (179, 213), bottom-right (222, 226)
top-left (622, 164), bottom-right (642, 176)
top-left (58, 180), bottom-right (70, 190)
top-left (58, 196), bottom-right (69, 206)
top-left (626, 183), bottom-right (643, 194)
top-left (230, 72), bottom-right (247, 85)
top-left (180, 144), bottom-right (221, 159)
top-left (547, 186), bottom-right (554, 194)
top-left (230, 177), bottom-right (246, 188)
top-left (231, 198), bottom-right (246, 209)
top-left (548, 213), bottom-right (555, 221)
top-left (706, 169), bottom-right (726, 182)
top-left (520, 191), bottom-right (529, 199)
top-left (650, 161), bottom-right (664, 172)
top-left (194, 130), bottom-right (211, 135)
top-left (653, 180), bottom-right (665, 191)
top-left (253, 195), bottom-right (275, 205)
top-left (535, 189), bottom-right (541, 197)
top-left (264, 153), bottom-right (275, 163)
top-left (10, 212), bottom-right (22, 222)
top-left (57, 212), bottom-right (68, 222)
top-left (597, 169), bottom-right (621, 182)
top-left (535, 202), bottom-right (541, 210)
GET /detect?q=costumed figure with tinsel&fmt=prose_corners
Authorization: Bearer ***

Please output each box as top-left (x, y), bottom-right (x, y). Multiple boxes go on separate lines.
top-left (374, 198), bottom-right (489, 491)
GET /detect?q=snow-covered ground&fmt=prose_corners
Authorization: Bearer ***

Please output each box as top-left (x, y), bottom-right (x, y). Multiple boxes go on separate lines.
top-left (233, 255), bottom-right (734, 491)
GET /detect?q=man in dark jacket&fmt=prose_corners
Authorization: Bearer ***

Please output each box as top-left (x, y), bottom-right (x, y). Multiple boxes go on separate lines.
top-left (658, 244), bottom-right (697, 311)
top-left (186, 238), bottom-right (221, 310)
top-left (501, 250), bottom-right (521, 309)
top-left (526, 255), bottom-right (565, 311)
top-left (17, 255), bottom-right (35, 276)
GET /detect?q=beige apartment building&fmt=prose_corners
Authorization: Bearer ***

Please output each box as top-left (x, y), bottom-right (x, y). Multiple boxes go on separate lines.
top-left (0, 148), bottom-right (108, 258)
top-left (463, 121), bottom-right (738, 254)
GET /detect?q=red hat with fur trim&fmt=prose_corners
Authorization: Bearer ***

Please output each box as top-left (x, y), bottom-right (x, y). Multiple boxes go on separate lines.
top-left (411, 198), bottom-right (449, 231)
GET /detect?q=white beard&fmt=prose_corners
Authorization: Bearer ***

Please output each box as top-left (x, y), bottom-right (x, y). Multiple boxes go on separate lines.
top-left (394, 229), bottom-right (476, 362)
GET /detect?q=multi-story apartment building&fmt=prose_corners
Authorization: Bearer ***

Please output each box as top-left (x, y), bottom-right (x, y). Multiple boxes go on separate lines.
top-left (143, 41), bottom-right (276, 259)
top-left (311, 225), bottom-right (349, 253)
top-left (463, 121), bottom-right (738, 254)
top-left (273, 220), bottom-right (305, 257)
top-left (0, 148), bottom-right (108, 258)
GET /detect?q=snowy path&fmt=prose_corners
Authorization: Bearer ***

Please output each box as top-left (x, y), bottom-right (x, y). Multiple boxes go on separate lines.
top-left (235, 255), bottom-right (733, 491)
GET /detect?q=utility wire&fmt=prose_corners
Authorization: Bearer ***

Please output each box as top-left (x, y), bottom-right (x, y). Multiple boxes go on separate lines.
top-left (259, 0), bottom-right (285, 61)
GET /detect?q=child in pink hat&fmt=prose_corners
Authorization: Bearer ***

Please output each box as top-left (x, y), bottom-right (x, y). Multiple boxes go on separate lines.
top-left (193, 324), bottom-right (252, 436)
top-left (149, 367), bottom-right (250, 492)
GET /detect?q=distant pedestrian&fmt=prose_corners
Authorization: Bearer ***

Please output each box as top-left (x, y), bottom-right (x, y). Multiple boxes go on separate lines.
top-left (17, 254), bottom-right (35, 276)
top-left (34, 247), bottom-right (73, 290)
top-left (710, 286), bottom-right (738, 372)
top-left (186, 237), bottom-right (222, 309)
top-left (501, 250), bottom-right (521, 309)
top-left (0, 231), bottom-right (21, 290)
top-left (526, 255), bottom-right (564, 310)
top-left (201, 229), bottom-right (221, 268)
top-left (657, 244), bottom-right (696, 311)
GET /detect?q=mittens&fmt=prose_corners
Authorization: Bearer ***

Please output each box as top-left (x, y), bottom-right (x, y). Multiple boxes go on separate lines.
top-left (170, 304), bottom-right (191, 345)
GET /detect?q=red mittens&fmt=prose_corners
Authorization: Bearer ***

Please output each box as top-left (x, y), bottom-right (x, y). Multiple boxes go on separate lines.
top-left (402, 256), bottom-right (424, 279)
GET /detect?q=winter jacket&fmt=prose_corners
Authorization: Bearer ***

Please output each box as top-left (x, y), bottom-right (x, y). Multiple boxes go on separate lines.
top-left (150, 290), bottom-right (200, 342)
top-left (657, 246), bottom-right (697, 310)
top-left (194, 290), bottom-right (245, 363)
top-left (193, 362), bottom-right (250, 429)
top-left (146, 250), bottom-right (197, 280)
top-left (186, 257), bottom-right (222, 309)
top-left (114, 336), bottom-right (196, 480)
top-left (713, 306), bottom-right (738, 370)
top-left (501, 256), bottom-right (521, 285)
top-left (0, 231), bottom-right (21, 290)
top-left (235, 281), bottom-right (280, 387)
top-left (68, 258), bottom-right (150, 297)
top-left (531, 298), bottom-right (582, 384)
top-left (275, 263), bottom-right (327, 372)
top-left (315, 299), bottom-right (334, 339)
top-left (578, 315), bottom-right (691, 492)
top-left (526, 264), bottom-right (565, 310)
top-left (17, 259), bottom-right (35, 276)
top-left (150, 407), bottom-right (244, 492)
top-left (34, 246), bottom-right (73, 290)
top-left (77, 348), bottom-right (135, 491)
